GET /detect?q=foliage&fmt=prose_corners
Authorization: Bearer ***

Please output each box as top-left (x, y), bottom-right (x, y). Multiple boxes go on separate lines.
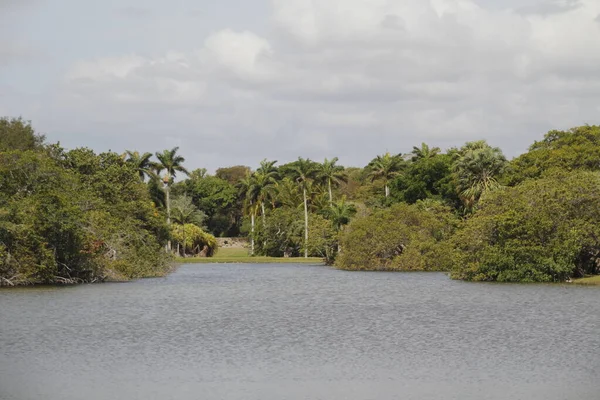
top-left (170, 195), bottom-right (207, 228)
top-left (392, 153), bottom-right (459, 206)
top-left (216, 165), bottom-right (250, 185)
top-left (336, 203), bottom-right (458, 271)
top-left (0, 117), bottom-right (46, 152)
top-left (367, 152), bottom-right (405, 197)
top-left (171, 224), bottom-right (218, 257)
top-left (508, 125), bottom-right (600, 185)
top-left (450, 171), bottom-right (600, 282)
top-left (125, 150), bottom-right (155, 182)
top-left (174, 172), bottom-right (237, 236)
top-left (453, 141), bottom-right (507, 211)
top-left (0, 148), bottom-right (170, 286)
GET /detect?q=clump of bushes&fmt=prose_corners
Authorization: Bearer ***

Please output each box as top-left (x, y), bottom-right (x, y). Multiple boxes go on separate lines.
top-left (450, 171), bottom-right (600, 282)
top-left (336, 202), bottom-right (458, 271)
top-left (171, 224), bottom-right (218, 257)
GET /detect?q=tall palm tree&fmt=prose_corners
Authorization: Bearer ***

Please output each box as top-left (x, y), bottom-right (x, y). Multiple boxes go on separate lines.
top-left (368, 152), bottom-right (404, 198)
top-left (317, 157), bottom-right (347, 204)
top-left (171, 195), bottom-right (207, 256)
top-left (410, 143), bottom-right (441, 162)
top-left (238, 172), bottom-right (259, 255)
top-left (325, 197), bottom-right (357, 232)
top-left (125, 151), bottom-right (154, 181)
top-left (453, 142), bottom-right (507, 211)
top-left (289, 157), bottom-right (319, 258)
top-left (255, 159), bottom-right (279, 225)
top-left (155, 147), bottom-right (189, 251)
top-left (324, 197), bottom-right (357, 253)
top-left (274, 177), bottom-right (303, 209)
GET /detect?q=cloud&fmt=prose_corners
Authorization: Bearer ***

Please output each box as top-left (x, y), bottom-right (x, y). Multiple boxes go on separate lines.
top-left (20, 0), bottom-right (600, 170)
top-left (517, 0), bottom-right (582, 16)
top-left (114, 6), bottom-right (153, 19)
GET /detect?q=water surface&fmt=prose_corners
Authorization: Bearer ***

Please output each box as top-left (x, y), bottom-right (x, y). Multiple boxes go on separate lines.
top-left (1, 264), bottom-right (599, 400)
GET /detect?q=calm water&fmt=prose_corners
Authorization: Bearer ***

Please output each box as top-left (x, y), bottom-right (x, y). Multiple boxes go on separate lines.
top-left (1, 264), bottom-right (599, 400)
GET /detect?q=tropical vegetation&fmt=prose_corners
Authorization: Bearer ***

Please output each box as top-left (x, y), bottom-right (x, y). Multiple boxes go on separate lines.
top-left (1, 116), bottom-right (600, 285)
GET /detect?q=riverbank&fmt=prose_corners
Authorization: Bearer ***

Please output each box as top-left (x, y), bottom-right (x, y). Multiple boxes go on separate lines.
top-left (572, 275), bottom-right (600, 286)
top-left (176, 247), bottom-right (323, 264)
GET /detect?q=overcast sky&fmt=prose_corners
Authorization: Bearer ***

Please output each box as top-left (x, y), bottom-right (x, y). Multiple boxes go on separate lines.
top-left (1, 0), bottom-right (599, 171)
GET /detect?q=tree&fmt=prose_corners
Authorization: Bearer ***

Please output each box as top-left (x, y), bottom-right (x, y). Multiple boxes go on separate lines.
top-left (171, 195), bottom-right (207, 226)
top-left (453, 141), bottom-right (507, 211)
top-left (0, 147), bottom-right (170, 286)
top-left (155, 147), bottom-right (189, 250)
top-left (410, 143), bottom-right (440, 162)
top-left (254, 159), bottom-right (279, 226)
top-left (215, 165), bottom-right (251, 185)
top-left (174, 172), bottom-right (237, 236)
top-left (125, 151), bottom-right (154, 182)
top-left (238, 171), bottom-right (259, 255)
top-left (368, 152), bottom-right (404, 198)
top-left (324, 197), bottom-right (357, 232)
top-left (508, 125), bottom-right (600, 185)
top-left (392, 153), bottom-right (459, 208)
top-left (451, 171), bottom-right (600, 282)
top-left (171, 224), bottom-right (217, 257)
top-left (336, 203), bottom-right (457, 271)
top-left (0, 117), bottom-right (45, 152)
top-left (288, 157), bottom-right (319, 258)
top-left (316, 157), bottom-right (347, 204)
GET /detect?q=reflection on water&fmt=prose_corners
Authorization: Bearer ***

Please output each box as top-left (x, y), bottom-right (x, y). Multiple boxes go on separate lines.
top-left (1, 264), bottom-right (599, 400)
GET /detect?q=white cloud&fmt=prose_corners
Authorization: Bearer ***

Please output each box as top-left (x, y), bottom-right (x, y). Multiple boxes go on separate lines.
top-left (22, 0), bottom-right (600, 169)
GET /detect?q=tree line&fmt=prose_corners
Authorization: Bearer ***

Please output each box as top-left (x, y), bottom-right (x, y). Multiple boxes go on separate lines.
top-left (1, 116), bottom-right (600, 284)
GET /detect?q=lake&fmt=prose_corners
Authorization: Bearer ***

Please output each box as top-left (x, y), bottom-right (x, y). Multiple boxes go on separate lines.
top-left (1, 263), bottom-right (599, 400)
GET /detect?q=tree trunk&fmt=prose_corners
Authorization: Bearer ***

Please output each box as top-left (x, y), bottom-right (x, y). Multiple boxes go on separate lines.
top-left (261, 202), bottom-right (267, 249)
top-left (166, 183), bottom-right (172, 251)
top-left (303, 187), bottom-right (309, 258)
top-left (250, 210), bottom-right (255, 256)
top-left (328, 178), bottom-right (333, 205)
top-left (385, 184), bottom-right (390, 198)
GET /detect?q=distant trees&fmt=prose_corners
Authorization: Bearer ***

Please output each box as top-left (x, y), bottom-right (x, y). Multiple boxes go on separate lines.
top-left (124, 151), bottom-right (154, 182)
top-left (155, 147), bottom-right (189, 250)
top-left (0, 117), bottom-right (45, 152)
top-left (3, 115), bottom-right (600, 285)
top-left (336, 203), bottom-right (457, 271)
top-left (451, 171), bottom-right (600, 282)
top-left (317, 157), bottom-right (347, 204)
top-left (453, 141), bottom-right (507, 211)
top-left (288, 157), bottom-right (319, 258)
top-left (368, 152), bottom-right (404, 198)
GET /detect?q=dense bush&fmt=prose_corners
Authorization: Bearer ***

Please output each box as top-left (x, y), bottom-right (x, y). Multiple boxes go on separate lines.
top-left (0, 149), bottom-right (171, 286)
top-left (171, 224), bottom-right (217, 257)
top-left (451, 171), bottom-right (600, 282)
top-left (336, 202), bottom-right (458, 271)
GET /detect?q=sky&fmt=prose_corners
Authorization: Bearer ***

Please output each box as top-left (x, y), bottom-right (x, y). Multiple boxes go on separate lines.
top-left (1, 0), bottom-right (599, 172)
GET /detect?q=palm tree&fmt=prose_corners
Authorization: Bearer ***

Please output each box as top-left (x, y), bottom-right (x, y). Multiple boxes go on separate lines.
top-left (317, 157), bottom-right (347, 204)
top-left (255, 159), bottom-right (279, 225)
top-left (171, 195), bottom-right (207, 256)
top-left (155, 147), bottom-right (189, 251)
top-left (125, 151), bottom-right (155, 182)
top-left (453, 142), bottom-right (507, 211)
top-left (324, 197), bottom-right (357, 253)
top-left (289, 157), bottom-right (319, 258)
top-left (325, 197), bottom-right (356, 231)
top-left (274, 177), bottom-right (303, 209)
top-left (368, 152), bottom-right (404, 198)
top-left (238, 171), bottom-right (259, 255)
top-left (410, 143), bottom-right (440, 162)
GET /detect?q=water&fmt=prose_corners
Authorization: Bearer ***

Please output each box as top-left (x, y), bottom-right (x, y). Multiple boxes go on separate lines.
top-left (1, 264), bottom-right (599, 400)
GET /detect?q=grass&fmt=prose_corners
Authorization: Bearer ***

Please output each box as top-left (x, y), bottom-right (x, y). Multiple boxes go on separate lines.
top-left (176, 247), bottom-right (324, 264)
top-left (572, 275), bottom-right (600, 286)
